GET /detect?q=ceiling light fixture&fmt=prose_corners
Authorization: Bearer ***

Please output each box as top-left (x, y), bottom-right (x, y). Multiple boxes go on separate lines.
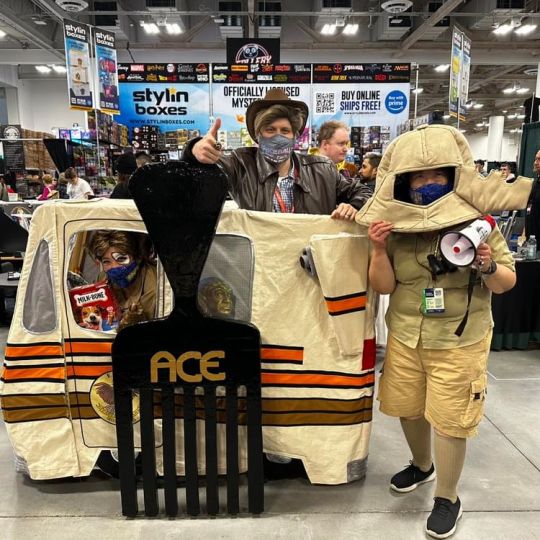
top-left (493, 23), bottom-right (513, 35)
top-left (516, 87), bottom-right (530, 94)
top-left (321, 24), bottom-right (337, 35)
top-left (343, 23), bottom-right (359, 35)
top-left (35, 65), bottom-right (51, 73)
top-left (0, 30), bottom-right (6, 38)
top-left (464, 101), bottom-right (474, 109)
top-left (515, 24), bottom-right (537, 35)
top-left (502, 86), bottom-right (516, 94)
top-left (412, 87), bottom-right (423, 94)
top-left (142, 22), bottom-right (160, 34)
top-left (52, 65), bottom-right (67, 73)
top-left (517, 114), bottom-right (526, 119)
top-left (473, 103), bottom-right (484, 109)
top-left (434, 64), bottom-right (450, 72)
top-left (165, 22), bottom-right (182, 34)
top-left (443, 114), bottom-right (451, 120)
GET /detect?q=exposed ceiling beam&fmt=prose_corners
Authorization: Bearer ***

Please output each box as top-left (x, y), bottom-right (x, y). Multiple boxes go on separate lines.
top-left (401, 0), bottom-right (466, 51)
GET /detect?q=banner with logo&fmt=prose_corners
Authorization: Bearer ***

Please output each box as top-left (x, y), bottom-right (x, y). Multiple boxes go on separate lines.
top-left (94, 28), bottom-right (119, 114)
top-left (311, 64), bottom-right (410, 153)
top-left (449, 27), bottom-right (472, 120)
top-left (117, 63), bottom-right (210, 150)
top-left (211, 64), bottom-right (311, 149)
top-left (63, 20), bottom-right (94, 110)
top-left (226, 38), bottom-right (280, 65)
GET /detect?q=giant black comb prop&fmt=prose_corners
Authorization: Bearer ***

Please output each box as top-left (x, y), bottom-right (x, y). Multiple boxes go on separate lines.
top-left (112, 161), bottom-right (263, 517)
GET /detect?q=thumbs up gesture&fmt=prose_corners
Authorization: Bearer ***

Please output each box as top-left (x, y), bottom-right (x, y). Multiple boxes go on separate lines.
top-left (192, 118), bottom-right (223, 164)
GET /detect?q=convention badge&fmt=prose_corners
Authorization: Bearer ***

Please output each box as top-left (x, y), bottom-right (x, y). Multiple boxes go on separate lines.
top-left (422, 287), bottom-right (445, 314)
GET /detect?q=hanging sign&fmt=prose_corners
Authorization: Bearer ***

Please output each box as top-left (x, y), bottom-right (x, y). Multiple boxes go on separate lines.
top-left (0, 125), bottom-right (25, 172)
top-left (226, 38), bottom-right (280, 65)
top-left (63, 19), bottom-right (94, 110)
top-left (449, 27), bottom-right (472, 120)
top-left (94, 28), bottom-right (119, 114)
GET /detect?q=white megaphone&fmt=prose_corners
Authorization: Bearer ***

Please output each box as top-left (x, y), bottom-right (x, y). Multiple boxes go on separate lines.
top-left (440, 215), bottom-right (496, 267)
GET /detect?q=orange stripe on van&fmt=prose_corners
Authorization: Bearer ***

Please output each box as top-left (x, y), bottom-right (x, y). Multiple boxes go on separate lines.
top-left (4, 345), bottom-right (64, 358)
top-left (261, 371), bottom-right (374, 388)
top-left (3, 367), bottom-right (65, 381)
top-left (325, 294), bottom-right (366, 315)
top-left (64, 341), bottom-right (112, 355)
top-left (261, 346), bottom-right (303, 363)
top-left (66, 365), bottom-right (111, 378)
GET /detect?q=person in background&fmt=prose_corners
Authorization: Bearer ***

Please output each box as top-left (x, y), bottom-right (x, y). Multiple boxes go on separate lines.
top-left (359, 152), bottom-right (381, 190)
top-left (316, 120), bottom-right (352, 177)
top-left (526, 149), bottom-right (540, 239)
top-left (500, 162), bottom-right (516, 182)
top-left (65, 167), bottom-right (93, 200)
top-left (37, 174), bottom-right (58, 201)
top-left (110, 153), bottom-right (137, 200)
top-left (0, 176), bottom-right (10, 201)
top-left (474, 159), bottom-right (487, 177)
top-left (135, 151), bottom-right (152, 168)
top-left (183, 88), bottom-right (371, 221)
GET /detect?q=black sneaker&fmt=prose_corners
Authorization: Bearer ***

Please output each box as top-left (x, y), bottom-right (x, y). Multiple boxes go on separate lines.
top-left (426, 497), bottom-right (462, 539)
top-left (390, 461), bottom-right (436, 492)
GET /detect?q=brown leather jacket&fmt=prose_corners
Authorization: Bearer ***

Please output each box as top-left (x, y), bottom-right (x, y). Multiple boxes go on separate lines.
top-left (183, 139), bottom-right (372, 214)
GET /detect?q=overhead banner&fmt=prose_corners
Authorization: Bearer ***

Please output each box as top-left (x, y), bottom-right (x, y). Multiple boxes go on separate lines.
top-left (226, 38), bottom-right (280, 65)
top-left (63, 19), bottom-right (94, 110)
top-left (449, 27), bottom-right (472, 120)
top-left (94, 28), bottom-right (119, 114)
top-left (311, 64), bottom-right (411, 153)
top-left (117, 63), bottom-right (210, 150)
top-left (211, 63), bottom-right (311, 149)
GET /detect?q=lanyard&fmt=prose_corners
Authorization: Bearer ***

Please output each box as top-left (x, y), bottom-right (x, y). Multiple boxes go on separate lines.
top-left (274, 185), bottom-right (294, 213)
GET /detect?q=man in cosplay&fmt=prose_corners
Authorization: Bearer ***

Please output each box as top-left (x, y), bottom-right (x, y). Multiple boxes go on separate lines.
top-left (89, 230), bottom-right (156, 331)
top-left (182, 88), bottom-right (371, 220)
top-left (355, 124), bottom-right (532, 539)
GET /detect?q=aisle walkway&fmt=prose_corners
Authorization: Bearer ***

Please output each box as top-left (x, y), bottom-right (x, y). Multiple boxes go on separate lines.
top-left (0, 327), bottom-right (539, 540)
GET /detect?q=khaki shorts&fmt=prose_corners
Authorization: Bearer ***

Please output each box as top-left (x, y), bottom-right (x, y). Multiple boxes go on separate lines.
top-left (378, 331), bottom-right (492, 438)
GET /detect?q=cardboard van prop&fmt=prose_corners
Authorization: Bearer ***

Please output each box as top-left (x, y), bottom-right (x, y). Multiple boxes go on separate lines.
top-left (0, 197), bottom-right (374, 485)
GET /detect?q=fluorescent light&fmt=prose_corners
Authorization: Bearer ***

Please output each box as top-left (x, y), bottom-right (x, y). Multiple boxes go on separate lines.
top-left (443, 114), bottom-right (451, 120)
top-left (502, 86), bottom-right (515, 94)
top-left (51, 65), bottom-right (67, 73)
top-left (343, 23), bottom-right (359, 35)
top-left (515, 24), bottom-right (537, 35)
top-left (166, 23), bottom-right (182, 34)
top-left (35, 65), bottom-right (51, 73)
top-left (142, 22), bottom-right (160, 34)
top-left (507, 113), bottom-right (517, 119)
top-left (493, 23), bottom-right (513, 35)
top-left (412, 87), bottom-right (423, 94)
top-left (459, 129), bottom-right (467, 133)
top-left (465, 101), bottom-right (474, 109)
top-left (517, 114), bottom-right (526, 119)
top-left (516, 87), bottom-right (530, 94)
top-left (33, 20), bottom-right (47, 26)
top-left (213, 17), bottom-right (225, 23)
top-left (0, 30), bottom-right (6, 38)
top-left (434, 64), bottom-right (450, 72)
top-left (502, 110), bottom-right (508, 113)
top-left (321, 24), bottom-right (336, 35)
top-left (476, 122), bottom-right (485, 127)
top-left (473, 103), bottom-right (484, 109)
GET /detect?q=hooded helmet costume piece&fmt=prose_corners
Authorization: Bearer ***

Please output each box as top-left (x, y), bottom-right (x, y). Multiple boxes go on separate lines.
top-left (355, 124), bottom-right (533, 232)
top-left (245, 87), bottom-right (309, 143)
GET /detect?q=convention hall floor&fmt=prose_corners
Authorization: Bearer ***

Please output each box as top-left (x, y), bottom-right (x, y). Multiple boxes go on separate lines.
top-left (0, 325), bottom-right (539, 540)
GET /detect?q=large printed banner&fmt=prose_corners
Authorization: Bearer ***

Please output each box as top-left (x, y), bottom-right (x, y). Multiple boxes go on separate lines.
top-left (63, 20), bottom-right (94, 110)
top-left (212, 64), bottom-right (312, 149)
top-left (117, 63), bottom-right (210, 150)
top-left (311, 64), bottom-right (410, 151)
top-left (94, 28), bottom-right (119, 114)
top-left (449, 27), bottom-right (472, 120)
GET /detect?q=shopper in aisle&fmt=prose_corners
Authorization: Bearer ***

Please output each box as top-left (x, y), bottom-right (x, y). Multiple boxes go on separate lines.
top-left (135, 151), bottom-right (152, 168)
top-left (37, 174), bottom-right (58, 201)
top-left (183, 88), bottom-right (371, 220)
top-left (359, 152), bottom-right (381, 190)
top-left (110, 153), bottom-right (137, 199)
top-left (526, 149), bottom-right (540, 239)
top-left (65, 167), bottom-right (93, 200)
top-left (357, 124), bottom-right (519, 539)
top-left (316, 120), bottom-right (353, 177)
top-left (474, 159), bottom-right (487, 177)
top-left (500, 161), bottom-right (516, 182)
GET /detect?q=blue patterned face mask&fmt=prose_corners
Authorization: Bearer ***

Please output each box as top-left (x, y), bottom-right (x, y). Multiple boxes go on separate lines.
top-left (258, 134), bottom-right (295, 164)
top-left (409, 183), bottom-right (452, 205)
top-left (106, 261), bottom-right (138, 288)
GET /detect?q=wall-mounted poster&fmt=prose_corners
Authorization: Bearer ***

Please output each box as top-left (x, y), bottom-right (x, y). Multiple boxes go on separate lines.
top-left (63, 20), bottom-right (94, 110)
top-left (311, 63), bottom-right (411, 154)
top-left (94, 28), bottom-right (119, 114)
top-left (211, 63), bottom-right (311, 149)
top-left (117, 63), bottom-right (210, 150)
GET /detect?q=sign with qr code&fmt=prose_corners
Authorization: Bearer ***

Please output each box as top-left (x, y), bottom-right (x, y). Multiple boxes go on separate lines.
top-left (315, 92), bottom-right (336, 115)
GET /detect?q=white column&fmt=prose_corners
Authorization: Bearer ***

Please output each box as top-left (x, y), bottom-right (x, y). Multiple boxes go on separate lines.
top-left (486, 115), bottom-right (504, 162)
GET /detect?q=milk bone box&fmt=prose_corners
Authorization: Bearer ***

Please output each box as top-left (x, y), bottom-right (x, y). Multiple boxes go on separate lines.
top-left (68, 282), bottom-right (120, 332)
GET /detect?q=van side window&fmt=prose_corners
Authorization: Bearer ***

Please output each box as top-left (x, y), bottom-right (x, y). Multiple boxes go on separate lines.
top-left (67, 230), bottom-right (157, 333)
top-left (23, 240), bottom-right (57, 333)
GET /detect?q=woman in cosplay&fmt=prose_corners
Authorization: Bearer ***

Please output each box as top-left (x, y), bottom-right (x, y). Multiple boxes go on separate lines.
top-left (355, 124), bottom-right (531, 539)
top-left (89, 230), bottom-right (156, 331)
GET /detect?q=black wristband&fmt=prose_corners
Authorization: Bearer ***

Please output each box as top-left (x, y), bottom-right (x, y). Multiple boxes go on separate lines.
top-left (481, 259), bottom-right (497, 275)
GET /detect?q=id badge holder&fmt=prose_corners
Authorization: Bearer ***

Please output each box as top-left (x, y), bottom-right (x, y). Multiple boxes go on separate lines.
top-left (422, 287), bottom-right (445, 314)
